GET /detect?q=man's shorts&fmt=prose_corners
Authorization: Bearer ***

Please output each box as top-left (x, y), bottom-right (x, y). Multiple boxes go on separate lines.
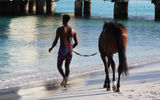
top-left (58, 45), bottom-right (72, 61)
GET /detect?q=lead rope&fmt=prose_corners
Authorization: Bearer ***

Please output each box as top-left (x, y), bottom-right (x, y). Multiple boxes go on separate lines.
top-left (73, 50), bottom-right (98, 57)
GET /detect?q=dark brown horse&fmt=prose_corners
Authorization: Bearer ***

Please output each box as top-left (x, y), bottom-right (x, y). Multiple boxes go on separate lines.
top-left (98, 21), bottom-right (128, 92)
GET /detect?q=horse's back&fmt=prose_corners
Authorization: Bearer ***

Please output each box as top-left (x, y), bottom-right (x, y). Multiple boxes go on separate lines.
top-left (99, 23), bottom-right (127, 55)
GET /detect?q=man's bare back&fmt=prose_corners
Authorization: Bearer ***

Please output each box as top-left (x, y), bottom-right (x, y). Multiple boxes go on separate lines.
top-left (57, 25), bottom-right (77, 47)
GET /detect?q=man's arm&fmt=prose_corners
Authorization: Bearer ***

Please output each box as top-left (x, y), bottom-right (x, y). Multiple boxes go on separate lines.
top-left (73, 32), bottom-right (78, 48)
top-left (49, 29), bottom-right (60, 53)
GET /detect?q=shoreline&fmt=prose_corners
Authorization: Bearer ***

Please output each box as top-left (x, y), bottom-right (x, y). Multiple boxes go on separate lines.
top-left (1, 56), bottom-right (160, 91)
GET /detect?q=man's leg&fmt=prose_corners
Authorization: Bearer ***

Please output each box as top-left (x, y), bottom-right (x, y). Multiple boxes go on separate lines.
top-left (57, 60), bottom-right (65, 86)
top-left (65, 60), bottom-right (71, 78)
top-left (63, 60), bottom-right (71, 86)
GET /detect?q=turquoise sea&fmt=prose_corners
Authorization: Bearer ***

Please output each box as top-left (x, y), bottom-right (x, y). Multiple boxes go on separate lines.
top-left (0, 0), bottom-right (160, 91)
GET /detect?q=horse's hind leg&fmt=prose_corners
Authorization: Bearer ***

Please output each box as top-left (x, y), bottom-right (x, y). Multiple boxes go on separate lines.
top-left (117, 70), bottom-right (122, 92)
top-left (100, 54), bottom-right (111, 91)
top-left (109, 56), bottom-right (117, 92)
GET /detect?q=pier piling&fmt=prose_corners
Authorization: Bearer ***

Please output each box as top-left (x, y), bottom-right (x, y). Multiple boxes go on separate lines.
top-left (46, 0), bottom-right (55, 14)
top-left (12, 0), bottom-right (21, 15)
top-left (155, 3), bottom-right (160, 20)
top-left (114, 1), bottom-right (129, 20)
top-left (0, 1), bottom-right (12, 15)
top-left (75, 0), bottom-right (83, 16)
top-left (84, 0), bottom-right (91, 17)
top-left (152, 0), bottom-right (160, 20)
top-left (36, 0), bottom-right (46, 15)
top-left (29, 0), bottom-right (36, 14)
top-left (20, 0), bottom-right (29, 15)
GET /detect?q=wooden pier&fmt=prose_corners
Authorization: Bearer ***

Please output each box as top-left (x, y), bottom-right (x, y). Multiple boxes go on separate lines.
top-left (0, 0), bottom-right (55, 15)
top-left (0, 0), bottom-right (160, 20)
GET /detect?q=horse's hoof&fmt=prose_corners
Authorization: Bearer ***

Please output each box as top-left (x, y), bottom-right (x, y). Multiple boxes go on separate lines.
top-left (112, 85), bottom-right (117, 92)
top-left (103, 84), bottom-right (107, 88)
top-left (116, 89), bottom-right (120, 92)
top-left (106, 88), bottom-right (111, 91)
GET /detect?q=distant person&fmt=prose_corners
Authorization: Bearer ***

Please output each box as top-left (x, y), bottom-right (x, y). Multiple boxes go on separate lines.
top-left (49, 15), bottom-right (78, 87)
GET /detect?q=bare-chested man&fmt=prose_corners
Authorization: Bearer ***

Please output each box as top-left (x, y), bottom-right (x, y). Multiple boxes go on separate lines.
top-left (49, 15), bottom-right (78, 87)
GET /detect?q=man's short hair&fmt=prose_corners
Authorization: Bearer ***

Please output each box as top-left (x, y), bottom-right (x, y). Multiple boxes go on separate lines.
top-left (63, 15), bottom-right (70, 22)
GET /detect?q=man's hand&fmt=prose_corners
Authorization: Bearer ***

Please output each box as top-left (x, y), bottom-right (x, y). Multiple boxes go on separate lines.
top-left (49, 48), bottom-right (52, 53)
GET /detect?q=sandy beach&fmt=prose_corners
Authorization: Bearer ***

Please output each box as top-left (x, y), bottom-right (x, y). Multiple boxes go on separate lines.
top-left (39, 63), bottom-right (160, 100)
top-left (0, 62), bottom-right (160, 100)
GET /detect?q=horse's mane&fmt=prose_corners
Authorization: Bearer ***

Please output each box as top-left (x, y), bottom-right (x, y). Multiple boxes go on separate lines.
top-left (103, 22), bottom-right (120, 34)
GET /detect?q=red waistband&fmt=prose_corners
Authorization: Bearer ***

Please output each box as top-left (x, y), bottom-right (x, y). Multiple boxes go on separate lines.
top-left (60, 45), bottom-right (72, 48)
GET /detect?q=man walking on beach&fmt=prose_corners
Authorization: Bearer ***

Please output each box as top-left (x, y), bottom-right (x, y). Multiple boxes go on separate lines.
top-left (49, 15), bottom-right (78, 87)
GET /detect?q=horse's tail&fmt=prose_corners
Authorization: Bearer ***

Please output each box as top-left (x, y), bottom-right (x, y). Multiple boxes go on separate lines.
top-left (114, 26), bottom-right (128, 76)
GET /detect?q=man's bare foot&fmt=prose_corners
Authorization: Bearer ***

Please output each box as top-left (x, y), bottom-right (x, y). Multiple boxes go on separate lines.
top-left (60, 79), bottom-right (65, 86)
top-left (63, 77), bottom-right (68, 88)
